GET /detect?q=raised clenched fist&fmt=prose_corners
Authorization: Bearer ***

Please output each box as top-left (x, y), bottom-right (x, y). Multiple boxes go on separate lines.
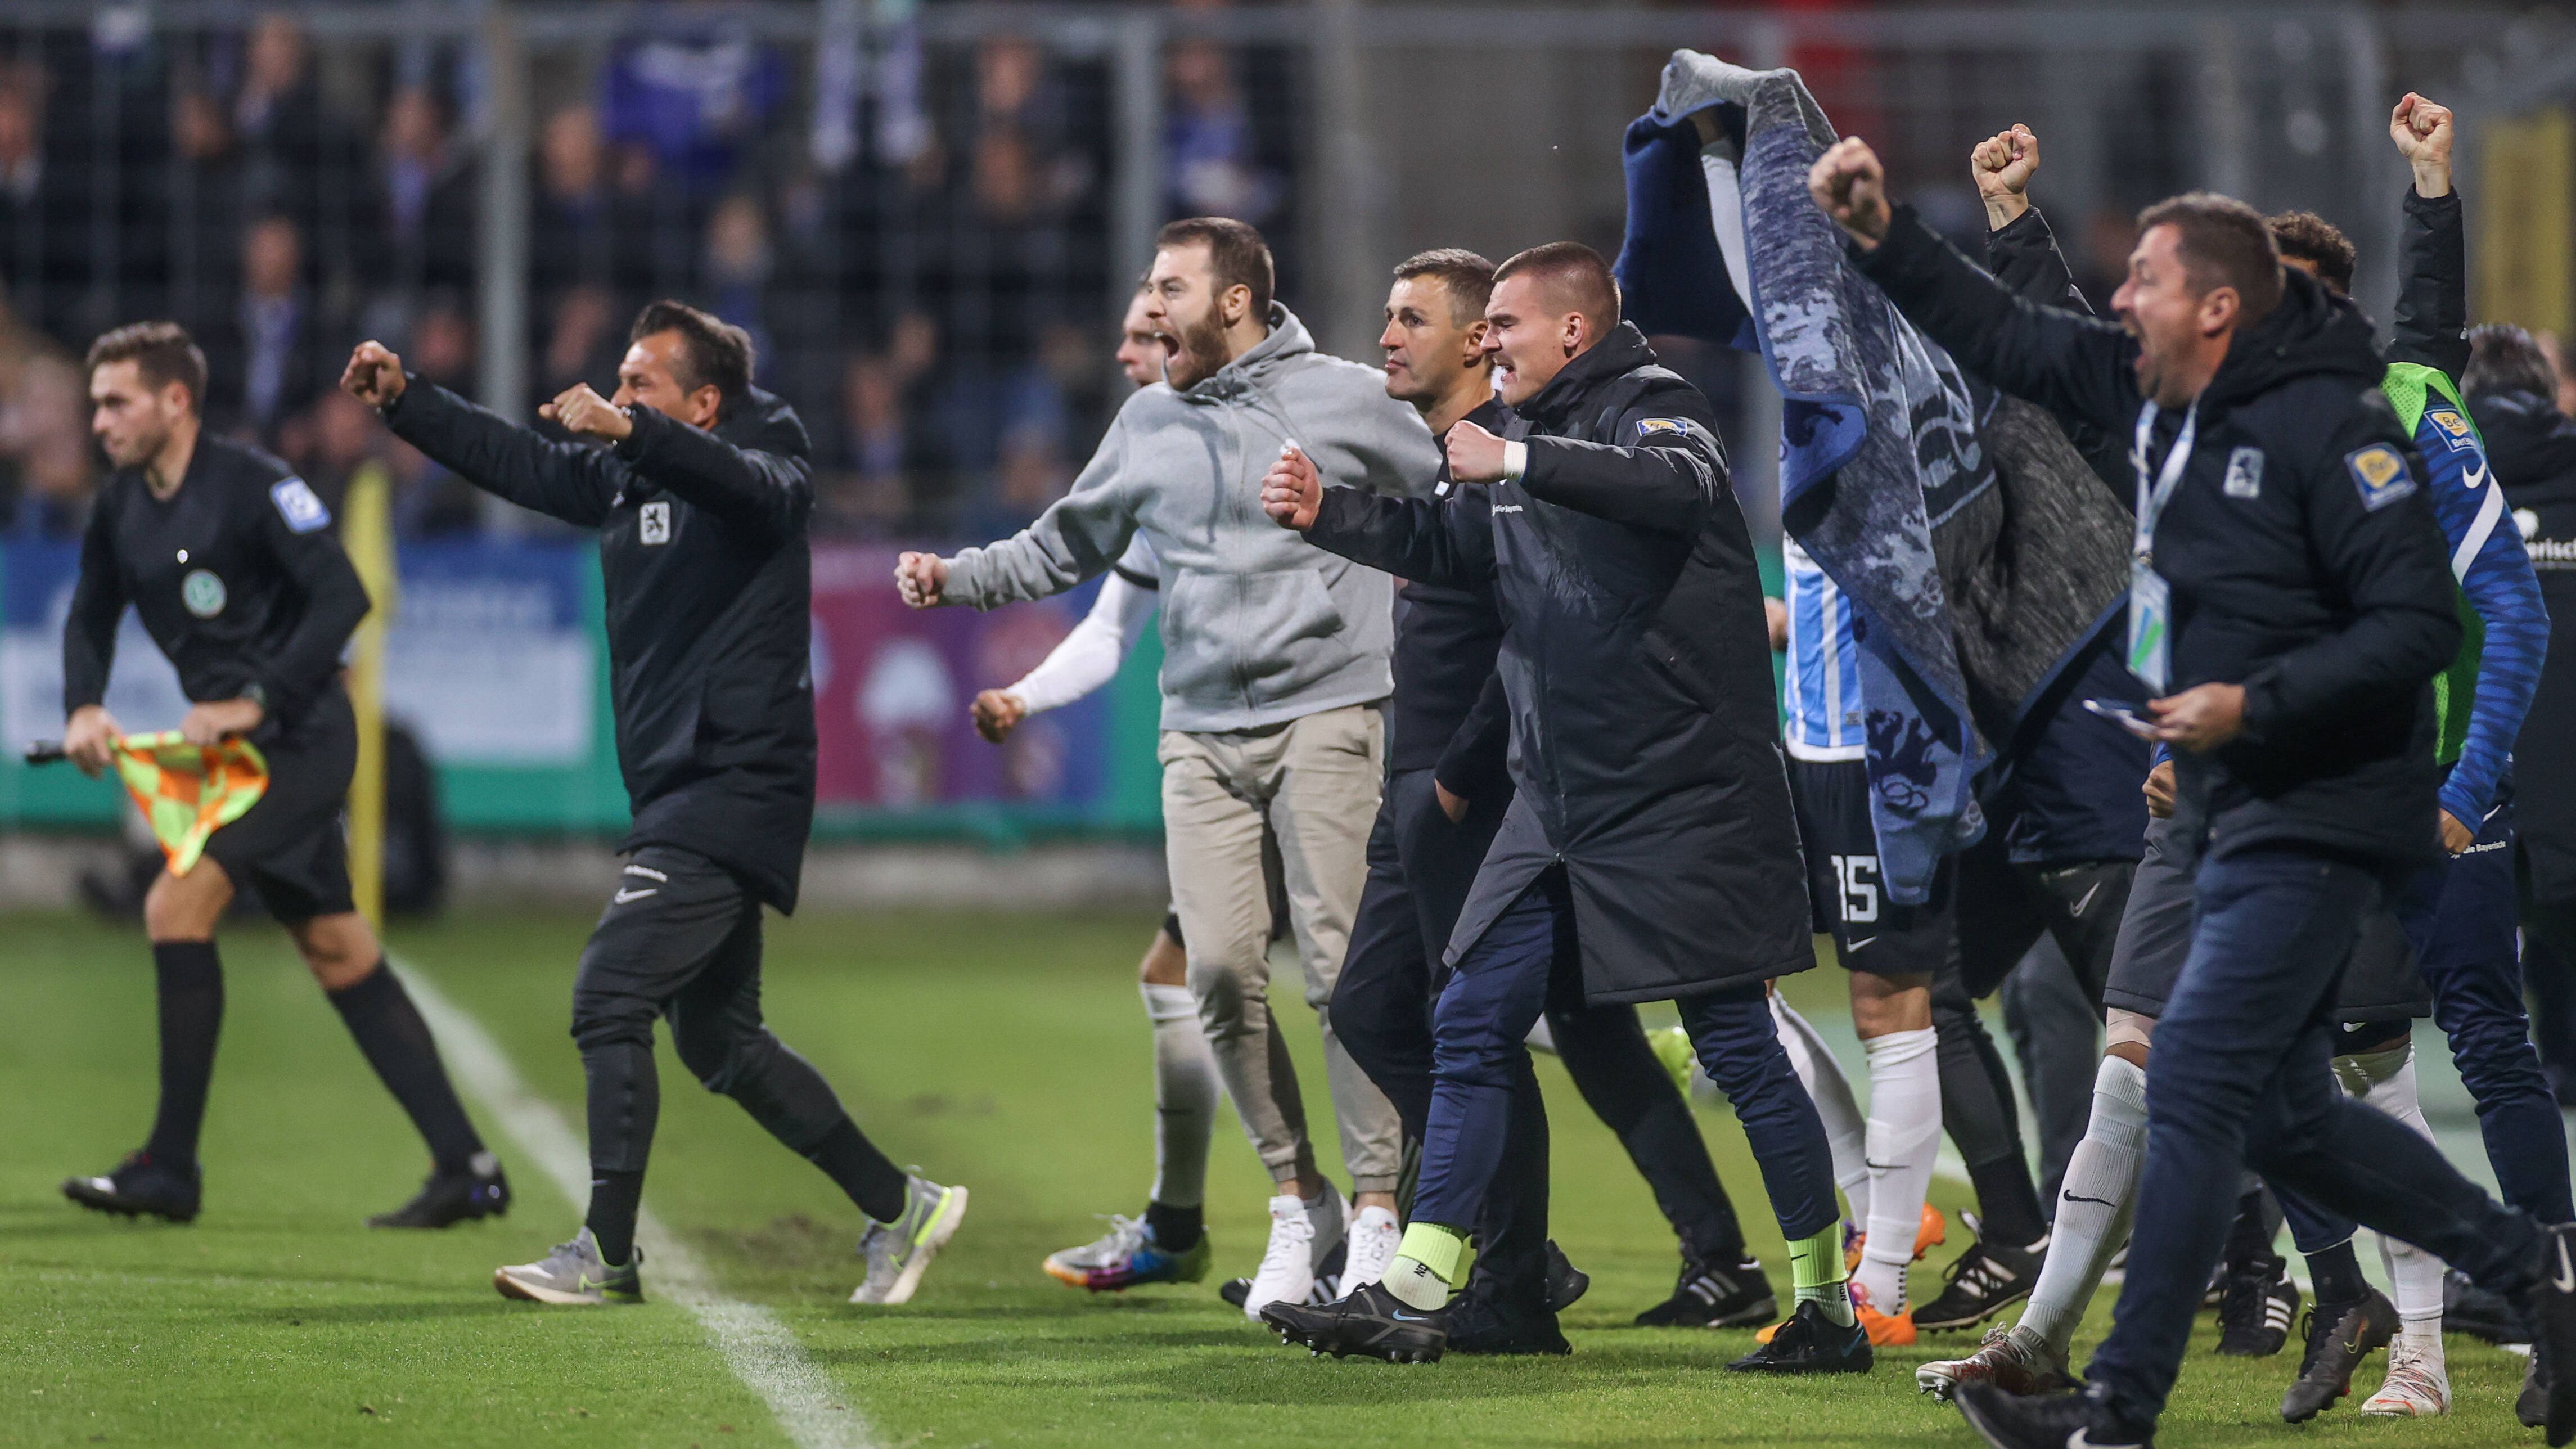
top-left (2390, 92), bottom-right (2454, 199)
top-left (895, 551), bottom-right (949, 608)
top-left (1809, 136), bottom-right (1891, 249)
top-left (1971, 124), bottom-right (2039, 229)
top-left (341, 341), bottom-right (408, 408)
top-left (1261, 443), bottom-right (1322, 530)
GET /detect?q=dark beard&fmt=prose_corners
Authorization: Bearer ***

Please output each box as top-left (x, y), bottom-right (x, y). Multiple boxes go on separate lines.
top-left (1163, 313), bottom-right (1232, 390)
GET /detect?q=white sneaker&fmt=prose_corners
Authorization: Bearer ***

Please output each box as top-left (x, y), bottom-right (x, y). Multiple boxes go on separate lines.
top-left (1242, 1189), bottom-right (1345, 1321)
top-left (1342, 1205), bottom-right (1401, 1290)
top-left (2362, 1338), bottom-right (2451, 1417)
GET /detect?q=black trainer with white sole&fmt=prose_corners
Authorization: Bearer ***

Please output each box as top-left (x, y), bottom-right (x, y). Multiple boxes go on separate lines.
top-left (1915, 1236), bottom-right (2045, 1333)
top-left (1634, 1253), bottom-right (1777, 1328)
top-left (2213, 1256), bottom-right (2298, 1357)
top-left (1262, 1281), bottom-right (1448, 1364)
top-left (62, 1152), bottom-right (201, 1223)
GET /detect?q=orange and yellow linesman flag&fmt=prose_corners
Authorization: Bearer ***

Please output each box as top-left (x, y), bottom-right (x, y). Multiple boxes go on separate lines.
top-left (109, 732), bottom-right (268, 876)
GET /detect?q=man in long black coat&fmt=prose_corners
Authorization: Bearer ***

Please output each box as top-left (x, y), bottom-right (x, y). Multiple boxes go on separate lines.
top-left (1257, 243), bottom-right (1859, 1372)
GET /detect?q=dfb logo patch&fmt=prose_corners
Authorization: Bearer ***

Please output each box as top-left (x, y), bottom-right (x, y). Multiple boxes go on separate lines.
top-left (269, 476), bottom-right (330, 533)
top-left (1634, 418), bottom-right (1689, 439)
top-left (640, 501), bottom-right (671, 545)
top-left (2222, 446), bottom-right (2263, 500)
top-left (2345, 444), bottom-right (2417, 512)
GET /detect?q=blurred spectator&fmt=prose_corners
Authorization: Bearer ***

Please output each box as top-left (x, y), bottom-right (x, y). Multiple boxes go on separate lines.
top-left (819, 350), bottom-right (911, 536)
top-left (533, 103), bottom-right (646, 297)
top-left (373, 84), bottom-right (476, 296)
top-left (701, 191), bottom-right (774, 370)
top-left (231, 14), bottom-right (353, 233)
top-left (299, 388), bottom-right (382, 514)
top-left (970, 35), bottom-right (1089, 227)
top-left (386, 433), bottom-right (483, 539)
top-left (200, 214), bottom-right (323, 440)
top-left (0, 352), bottom-right (95, 539)
top-left (539, 284), bottom-right (626, 399)
top-left (599, 2), bottom-right (786, 199)
top-left (1164, 39), bottom-right (1280, 224)
top-left (165, 79), bottom-right (245, 324)
top-left (0, 61), bottom-right (78, 342)
top-left (409, 293), bottom-right (476, 395)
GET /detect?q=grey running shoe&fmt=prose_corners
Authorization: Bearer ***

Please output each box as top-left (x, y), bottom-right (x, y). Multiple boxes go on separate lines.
top-left (852, 1174), bottom-right (969, 1306)
top-left (493, 1228), bottom-right (642, 1306)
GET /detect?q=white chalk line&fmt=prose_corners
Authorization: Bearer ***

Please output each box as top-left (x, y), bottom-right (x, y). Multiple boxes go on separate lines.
top-left (398, 960), bottom-right (877, 1449)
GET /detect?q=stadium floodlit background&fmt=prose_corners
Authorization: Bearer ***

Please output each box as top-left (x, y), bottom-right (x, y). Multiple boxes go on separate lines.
top-left (1, 0), bottom-right (2568, 882)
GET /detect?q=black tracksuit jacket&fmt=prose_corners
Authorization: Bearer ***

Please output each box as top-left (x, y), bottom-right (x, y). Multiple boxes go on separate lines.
top-left (1306, 325), bottom-right (1812, 1002)
top-left (64, 436), bottom-right (370, 748)
top-left (1391, 398), bottom-right (1512, 800)
top-left (1858, 205), bottom-right (2462, 870)
top-left (384, 380), bottom-right (818, 911)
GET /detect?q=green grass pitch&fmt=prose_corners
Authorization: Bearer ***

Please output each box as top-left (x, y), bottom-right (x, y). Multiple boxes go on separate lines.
top-left (0, 907), bottom-right (2541, 1446)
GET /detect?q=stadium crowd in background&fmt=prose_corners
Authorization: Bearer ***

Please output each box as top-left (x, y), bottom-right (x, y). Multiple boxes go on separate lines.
top-left (0, 3), bottom-right (1298, 545)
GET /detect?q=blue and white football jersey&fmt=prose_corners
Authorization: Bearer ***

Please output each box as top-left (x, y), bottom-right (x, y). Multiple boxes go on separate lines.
top-left (1781, 536), bottom-right (1865, 762)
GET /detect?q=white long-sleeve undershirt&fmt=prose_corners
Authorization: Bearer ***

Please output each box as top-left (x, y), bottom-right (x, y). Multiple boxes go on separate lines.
top-left (1003, 571), bottom-right (1157, 714)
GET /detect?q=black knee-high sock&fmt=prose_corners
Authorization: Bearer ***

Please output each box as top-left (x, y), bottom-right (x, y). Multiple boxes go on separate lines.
top-left (327, 961), bottom-right (486, 1172)
top-left (807, 1117), bottom-right (909, 1223)
top-left (587, 1169), bottom-right (645, 1265)
top-left (144, 941), bottom-right (224, 1167)
top-left (2307, 1238), bottom-right (2368, 1308)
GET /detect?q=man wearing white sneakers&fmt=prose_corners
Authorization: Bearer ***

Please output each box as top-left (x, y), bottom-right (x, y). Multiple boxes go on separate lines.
top-left (899, 218), bottom-right (1439, 1316)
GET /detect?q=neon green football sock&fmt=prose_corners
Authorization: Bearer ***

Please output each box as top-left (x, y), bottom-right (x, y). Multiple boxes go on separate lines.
top-left (1787, 1222), bottom-right (1856, 1327)
top-left (1382, 1222), bottom-right (1474, 1311)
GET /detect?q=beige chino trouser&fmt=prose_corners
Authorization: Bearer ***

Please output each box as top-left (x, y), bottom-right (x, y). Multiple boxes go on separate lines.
top-left (1159, 702), bottom-right (1404, 1194)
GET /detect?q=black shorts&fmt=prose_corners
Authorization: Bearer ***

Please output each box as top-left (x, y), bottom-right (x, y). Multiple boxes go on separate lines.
top-left (2100, 816), bottom-right (2423, 1022)
top-left (1790, 756), bottom-right (1953, 978)
top-left (201, 689), bottom-right (356, 923)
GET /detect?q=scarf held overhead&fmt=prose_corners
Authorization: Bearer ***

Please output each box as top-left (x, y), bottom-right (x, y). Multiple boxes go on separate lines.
top-left (1615, 49), bottom-right (2128, 903)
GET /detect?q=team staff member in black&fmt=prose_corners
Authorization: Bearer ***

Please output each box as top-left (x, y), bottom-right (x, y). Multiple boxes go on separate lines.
top-left (60, 322), bottom-right (506, 1230)
top-left (343, 304), bottom-right (966, 1308)
top-left (1810, 139), bottom-right (2576, 1448)
top-left (1262, 245), bottom-right (1847, 1371)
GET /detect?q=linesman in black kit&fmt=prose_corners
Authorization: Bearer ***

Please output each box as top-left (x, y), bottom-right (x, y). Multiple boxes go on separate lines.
top-left (60, 321), bottom-right (508, 1229)
top-left (344, 302), bottom-right (965, 1307)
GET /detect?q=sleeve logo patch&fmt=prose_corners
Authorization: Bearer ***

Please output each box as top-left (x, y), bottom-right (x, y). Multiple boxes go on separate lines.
top-left (639, 500), bottom-right (672, 544)
top-left (2345, 444), bottom-right (2417, 512)
top-left (269, 476), bottom-right (331, 533)
top-left (2222, 447), bottom-right (2264, 499)
top-left (2425, 409), bottom-right (2479, 453)
top-left (1634, 417), bottom-right (1690, 438)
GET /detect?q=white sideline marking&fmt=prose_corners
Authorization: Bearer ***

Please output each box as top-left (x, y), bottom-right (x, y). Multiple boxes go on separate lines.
top-left (399, 961), bottom-right (877, 1449)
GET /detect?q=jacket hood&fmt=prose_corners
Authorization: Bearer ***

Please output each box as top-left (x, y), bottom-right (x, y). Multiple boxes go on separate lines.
top-left (1520, 322), bottom-right (1658, 424)
top-left (1179, 302), bottom-right (1316, 404)
top-left (2466, 386), bottom-right (2576, 509)
top-left (2203, 267), bottom-right (2383, 410)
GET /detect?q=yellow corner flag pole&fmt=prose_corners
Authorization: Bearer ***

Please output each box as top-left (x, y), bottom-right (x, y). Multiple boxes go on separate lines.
top-left (343, 460), bottom-right (398, 932)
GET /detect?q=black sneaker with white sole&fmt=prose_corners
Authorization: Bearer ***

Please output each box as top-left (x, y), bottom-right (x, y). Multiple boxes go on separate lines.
top-left (369, 1154), bottom-right (511, 1229)
top-left (1954, 1383), bottom-right (2154, 1449)
top-left (1634, 1252), bottom-right (1776, 1328)
top-left (2213, 1256), bottom-right (2298, 1357)
top-left (2278, 1290), bottom-right (2396, 1423)
top-left (1726, 1299), bottom-right (1871, 1375)
top-left (1262, 1281), bottom-right (1447, 1364)
top-left (62, 1152), bottom-right (201, 1223)
top-left (1914, 1235), bottom-right (2046, 1333)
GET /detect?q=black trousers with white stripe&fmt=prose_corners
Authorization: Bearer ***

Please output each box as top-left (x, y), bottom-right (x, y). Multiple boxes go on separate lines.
top-left (570, 844), bottom-right (850, 1174)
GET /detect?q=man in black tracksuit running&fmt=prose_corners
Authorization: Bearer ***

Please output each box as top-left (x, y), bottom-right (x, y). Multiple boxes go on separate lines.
top-left (1325, 250), bottom-right (1773, 1352)
top-left (343, 303), bottom-right (965, 1308)
top-left (1810, 138), bottom-right (2576, 1448)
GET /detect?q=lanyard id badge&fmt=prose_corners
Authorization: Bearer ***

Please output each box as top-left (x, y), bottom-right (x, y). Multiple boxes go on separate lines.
top-left (2125, 399), bottom-right (2199, 695)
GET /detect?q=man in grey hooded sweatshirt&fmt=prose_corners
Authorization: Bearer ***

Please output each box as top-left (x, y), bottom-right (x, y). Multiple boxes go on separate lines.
top-left (895, 218), bottom-right (1441, 1318)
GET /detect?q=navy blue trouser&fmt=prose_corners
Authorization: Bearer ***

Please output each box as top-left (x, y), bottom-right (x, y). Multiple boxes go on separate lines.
top-left (2089, 844), bottom-right (2545, 1433)
top-left (2276, 795), bottom-right (2574, 1256)
top-left (1410, 865), bottom-right (1838, 1244)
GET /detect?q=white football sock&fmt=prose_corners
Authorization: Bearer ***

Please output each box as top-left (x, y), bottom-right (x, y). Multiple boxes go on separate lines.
top-left (1773, 993), bottom-right (1872, 1227)
top-left (1142, 983), bottom-right (1221, 1209)
top-left (2017, 1054), bottom-right (2147, 1357)
top-left (2339, 1042), bottom-right (2446, 1353)
top-left (1856, 1026), bottom-right (1942, 1311)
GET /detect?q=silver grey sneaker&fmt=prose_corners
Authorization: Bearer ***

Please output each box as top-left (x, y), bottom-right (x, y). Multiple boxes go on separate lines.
top-left (850, 1174), bottom-right (969, 1306)
top-left (493, 1227), bottom-right (642, 1306)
